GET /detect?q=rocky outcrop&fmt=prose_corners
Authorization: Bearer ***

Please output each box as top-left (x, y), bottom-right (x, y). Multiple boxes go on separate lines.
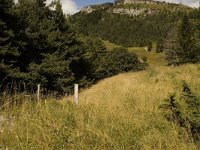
top-left (112, 8), bottom-right (155, 16)
top-left (116, 0), bottom-right (158, 5)
top-left (124, 0), bottom-right (153, 4)
top-left (81, 6), bottom-right (95, 14)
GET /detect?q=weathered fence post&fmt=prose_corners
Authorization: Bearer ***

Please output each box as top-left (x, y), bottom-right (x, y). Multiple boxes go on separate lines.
top-left (37, 84), bottom-right (40, 102)
top-left (74, 84), bottom-right (79, 105)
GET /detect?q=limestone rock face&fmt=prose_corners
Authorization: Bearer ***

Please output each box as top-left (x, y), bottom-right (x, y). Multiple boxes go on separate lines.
top-left (123, 0), bottom-right (154, 4)
top-left (113, 7), bottom-right (155, 16)
top-left (81, 6), bottom-right (95, 14)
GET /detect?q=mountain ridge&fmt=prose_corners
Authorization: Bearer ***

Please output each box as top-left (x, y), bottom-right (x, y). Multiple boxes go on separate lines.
top-left (80, 0), bottom-right (191, 14)
top-left (72, 2), bottom-right (192, 47)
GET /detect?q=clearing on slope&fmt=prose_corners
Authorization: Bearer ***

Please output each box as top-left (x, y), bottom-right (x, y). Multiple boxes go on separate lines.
top-left (104, 41), bottom-right (166, 67)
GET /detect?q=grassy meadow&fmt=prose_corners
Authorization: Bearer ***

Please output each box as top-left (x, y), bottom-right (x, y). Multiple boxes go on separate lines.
top-left (103, 40), bottom-right (166, 67)
top-left (0, 42), bottom-right (200, 149)
top-left (103, 40), bottom-right (123, 51)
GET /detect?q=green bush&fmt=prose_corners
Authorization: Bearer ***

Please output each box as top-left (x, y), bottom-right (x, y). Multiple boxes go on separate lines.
top-left (147, 41), bottom-right (152, 52)
top-left (93, 47), bottom-right (144, 80)
top-left (156, 41), bottom-right (164, 53)
top-left (141, 56), bottom-right (147, 62)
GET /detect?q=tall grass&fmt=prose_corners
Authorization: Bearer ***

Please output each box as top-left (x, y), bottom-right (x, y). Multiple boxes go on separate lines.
top-left (0, 64), bottom-right (199, 149)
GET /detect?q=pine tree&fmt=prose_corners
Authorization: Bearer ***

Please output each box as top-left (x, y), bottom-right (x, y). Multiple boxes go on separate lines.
top-left (165, 14), bottom-right (199, 65)
top-left (156, 39), bottom-right (164, 53)
top-left (36, 0), bottom-right (46, 8)
top-left (178, 14), bottom-right (197, 63)
top-left (54, 0), bottom-right (66, 30)
top-left (29, 53), bottom-right (75, 93)
top-left (15, 0), bottom-right (55, 70)
top-left (181, 82), bottom-right (200, 142)
top-left (164, 26), bottom-right (182, 65)
top-left (159, 93), bottom-right (184, 126)
top-left (0, 0), bottom-right (20, 83)
top-left (24, 0), bottom-right (84, 93)
top-left (160, 82), bottom-right (200, 142)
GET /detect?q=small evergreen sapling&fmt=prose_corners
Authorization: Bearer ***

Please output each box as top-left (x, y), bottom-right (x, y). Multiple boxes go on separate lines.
top-left (147, 41), bottom-right (152, 52)
top-left (156, 40), bottom-right (164, 53)
top-left (160, 82), bottom-right (200, 142)
top-left (159, 93), bottom-right (184, 126)
top-left (181, 81), bottom-right (200, 141)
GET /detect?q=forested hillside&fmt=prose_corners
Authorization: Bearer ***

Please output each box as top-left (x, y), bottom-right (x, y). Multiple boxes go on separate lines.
top-left (71, 2), bottom-right (192, 47)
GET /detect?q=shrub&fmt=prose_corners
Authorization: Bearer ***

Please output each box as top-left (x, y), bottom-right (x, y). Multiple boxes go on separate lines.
top-left (160, 81), bottom-right (200, 143)
top-left (159, 93), bottom-right (184, 126)
top-left (181, 81), bottom-right (200, 141)
top-left (141, 56), bottom-right (147, 62)
top-left (156, 41), bottom-right (164, 53)
top-left (93, 47), bottom-right (144, 80)
top-left (147, 41), bottom-right (152, 51)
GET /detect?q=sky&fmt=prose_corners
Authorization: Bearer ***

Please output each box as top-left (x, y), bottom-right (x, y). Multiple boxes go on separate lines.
top-left (15, 0), bottom-right (199, 14)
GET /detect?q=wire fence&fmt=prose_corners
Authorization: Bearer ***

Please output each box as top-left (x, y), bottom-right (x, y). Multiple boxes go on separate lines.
top-left (0, 82), bottom-right (79, 109)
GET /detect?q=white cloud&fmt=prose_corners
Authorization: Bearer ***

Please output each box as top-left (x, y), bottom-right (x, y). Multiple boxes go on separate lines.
top-left (47, 0), bottom-right (78, 14)
top-left (15, 0), bottom-right (78, 14)
top-left (187, 1), bottom-right (199, 7)
top-left (158, 0), bottom-right (199, 8)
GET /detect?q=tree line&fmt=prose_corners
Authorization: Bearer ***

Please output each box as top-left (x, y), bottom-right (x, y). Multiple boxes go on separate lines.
top-left (164, 10), bottom-right (200, 65)
top-left (0, 0), bottom-right (145, 95)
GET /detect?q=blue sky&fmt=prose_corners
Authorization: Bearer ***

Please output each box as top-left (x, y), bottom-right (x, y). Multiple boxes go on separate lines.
top-left (75, 0), bottom-right (114, 9)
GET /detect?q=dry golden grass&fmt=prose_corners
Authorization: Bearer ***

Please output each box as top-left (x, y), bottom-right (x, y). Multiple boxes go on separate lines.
top-left (78, 64), bottom-right (200, 108)
top-left (128, 46), bottom-right (166, 67)
top-left (1, 64), bottom-right (199, 149)
top-left (63, 64), bottom-right (200, 149)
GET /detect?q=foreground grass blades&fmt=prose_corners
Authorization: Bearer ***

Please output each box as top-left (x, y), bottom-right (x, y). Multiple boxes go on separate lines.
top-left (1, 64), bottom-right (200, 149)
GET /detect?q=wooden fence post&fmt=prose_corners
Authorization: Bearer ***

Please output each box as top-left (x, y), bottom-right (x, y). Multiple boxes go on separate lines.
top-left (37, 84), bottom-right (40, 102)
top-left (74, 84), bottom-right (79, 105)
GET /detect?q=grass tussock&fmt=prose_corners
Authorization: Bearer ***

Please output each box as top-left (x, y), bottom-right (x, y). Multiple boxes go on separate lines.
top-left (1, 64), bottom-right (200, 149)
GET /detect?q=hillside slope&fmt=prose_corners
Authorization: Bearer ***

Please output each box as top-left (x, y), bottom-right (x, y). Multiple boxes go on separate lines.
top-left (79, 64), bottom-right (200, 111)
top-left (73, 64), bottom-right (200, 149)
top-left (71, 2), bottom-right (192, 47)
top-left (1, 63), bottom-right (200, 149)
top-left (103, 40), bottom-right (166, 66)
